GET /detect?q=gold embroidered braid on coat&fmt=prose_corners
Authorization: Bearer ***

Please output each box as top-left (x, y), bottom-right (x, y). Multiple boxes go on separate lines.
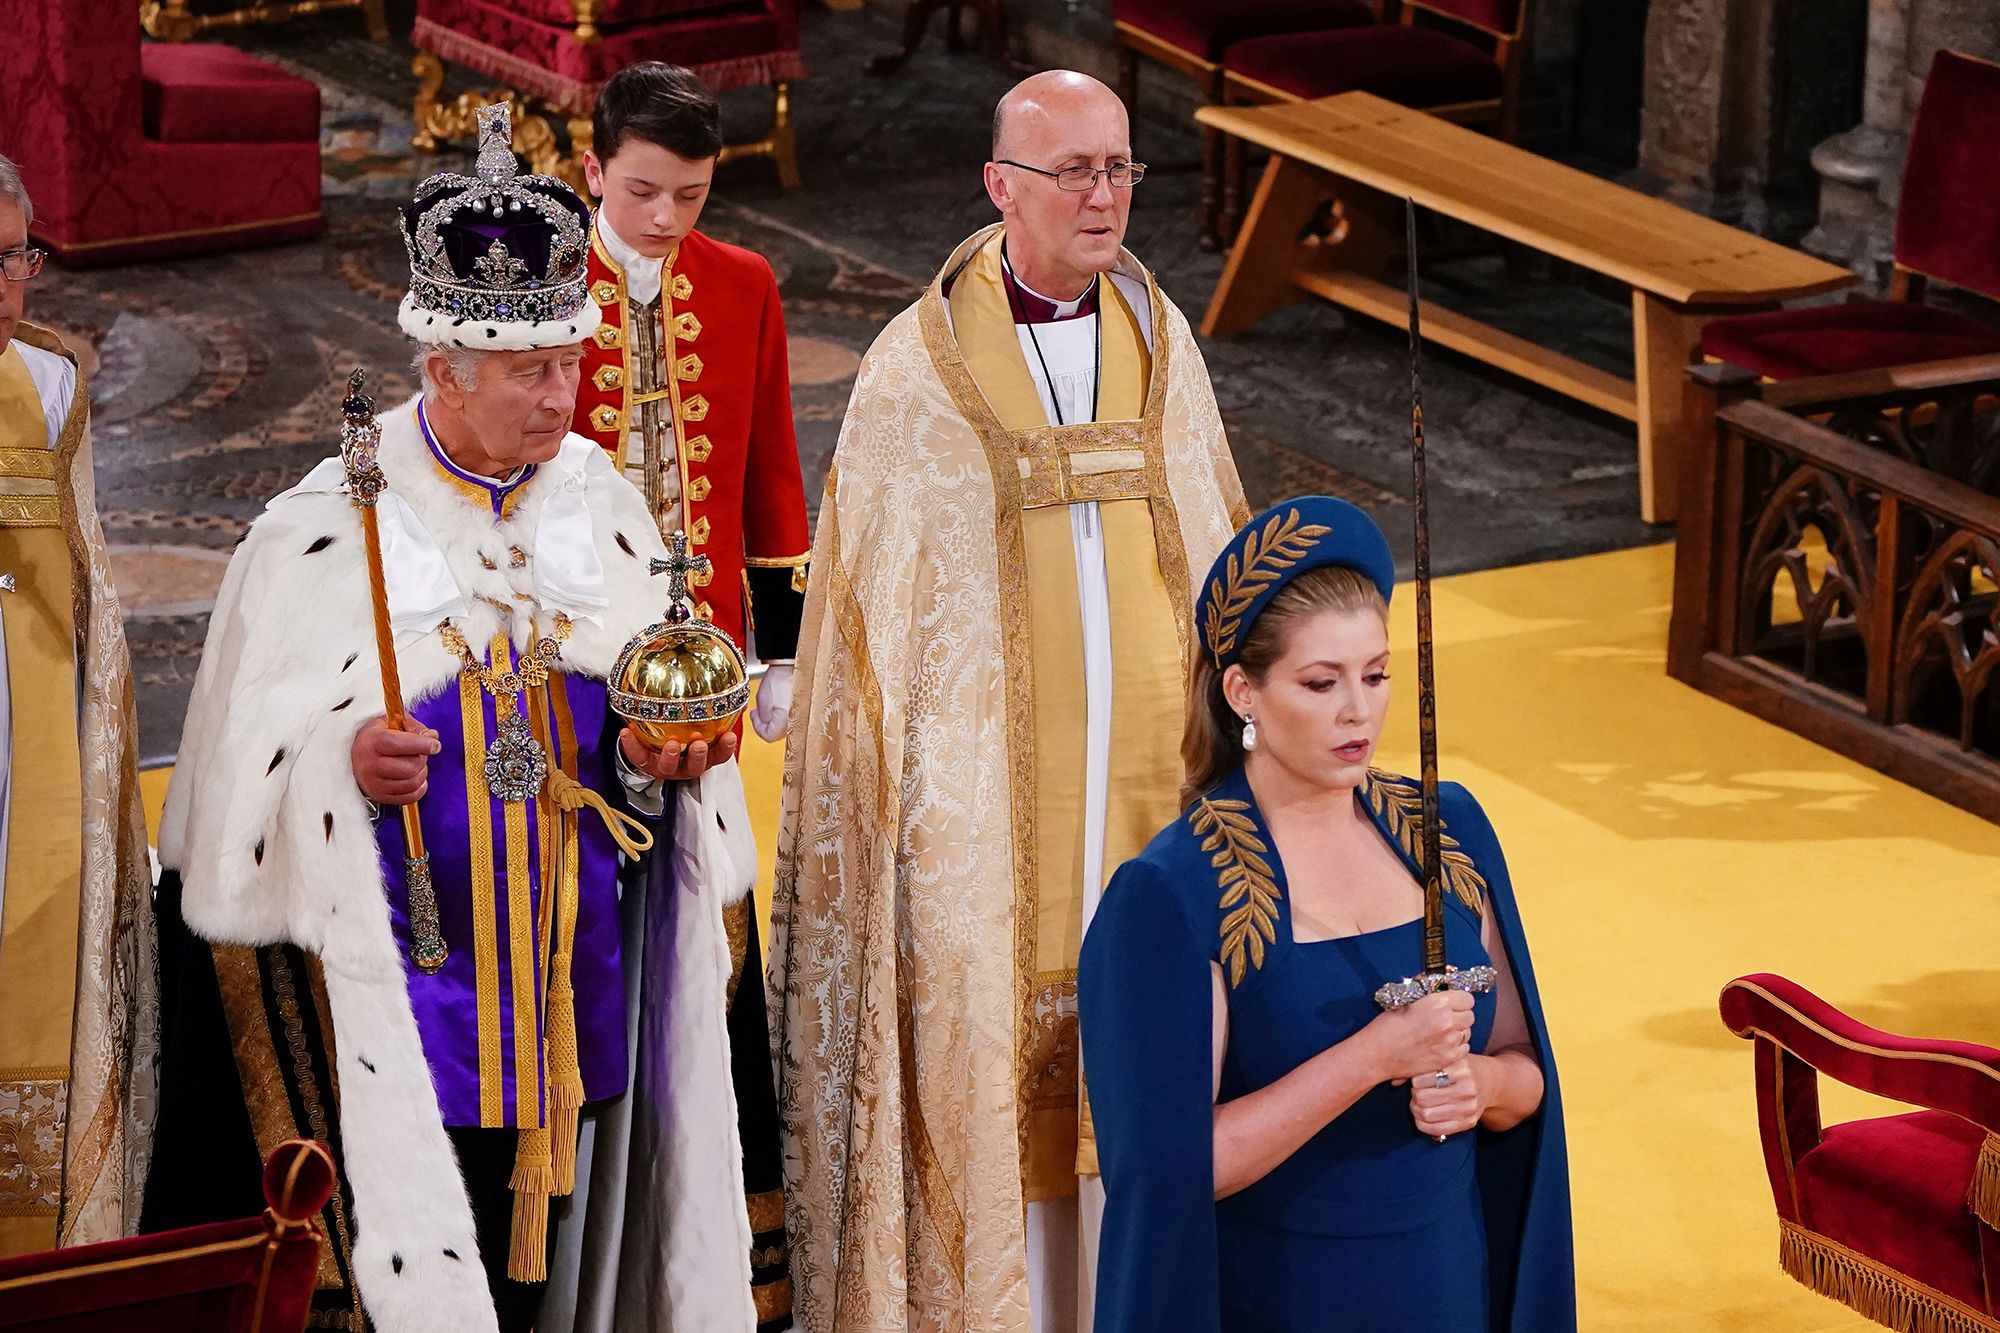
top-left (770, 226), bottom-right (1246, 1332)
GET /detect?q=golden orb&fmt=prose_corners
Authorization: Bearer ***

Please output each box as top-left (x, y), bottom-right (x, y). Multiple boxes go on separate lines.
top-left (610, 621), bottom-right (749, 747)
top-left (608, 535), bottom-right (751, 748)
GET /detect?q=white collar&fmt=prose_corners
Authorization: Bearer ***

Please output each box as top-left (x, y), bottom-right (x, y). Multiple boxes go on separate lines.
top-left (597, 211), bottom-right (665, 306)
top-left (1004, 252), bottom-right (1094, 320)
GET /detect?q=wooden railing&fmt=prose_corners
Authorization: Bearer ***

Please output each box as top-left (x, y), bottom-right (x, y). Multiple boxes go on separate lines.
top-left (1669, 353), bottom-right (2000, 822)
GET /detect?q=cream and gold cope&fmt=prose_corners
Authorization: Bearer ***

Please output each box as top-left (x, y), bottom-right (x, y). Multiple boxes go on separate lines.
top-left (771, 225), bottom-right (1247, 1331)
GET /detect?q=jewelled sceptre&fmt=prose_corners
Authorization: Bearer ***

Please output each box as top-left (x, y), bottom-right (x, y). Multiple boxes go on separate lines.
top-left (341, 369), bottom-right (448, 974)
top-left (1373, 204), bottom-right (1496, 1015)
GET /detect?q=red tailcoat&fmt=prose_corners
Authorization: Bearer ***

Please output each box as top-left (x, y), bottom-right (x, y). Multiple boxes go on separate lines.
top-left (577, 225), bottom-right (811, 658)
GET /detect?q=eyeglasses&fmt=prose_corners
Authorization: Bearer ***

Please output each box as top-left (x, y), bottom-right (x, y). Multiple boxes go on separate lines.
top-left (996, 160), bottom-right (1147, 191)
top-left (0, 248), bottom-right (46, 282)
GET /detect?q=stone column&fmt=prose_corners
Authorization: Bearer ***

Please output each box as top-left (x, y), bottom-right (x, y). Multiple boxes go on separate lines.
top-left (1638, 0), bottom-right (1868, 235)
top-left (1806, 0), bottom-right (1999, 275)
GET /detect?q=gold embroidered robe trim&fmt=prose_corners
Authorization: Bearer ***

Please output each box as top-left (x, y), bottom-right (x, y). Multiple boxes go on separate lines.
top-left (771, 225), bottom-right (1246, 1332)
top-left (0, 326), bottom-right (156, 1255)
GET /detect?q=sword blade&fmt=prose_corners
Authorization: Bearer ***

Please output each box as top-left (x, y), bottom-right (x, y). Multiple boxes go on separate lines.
top-left (1404, 199), bottom-right (1447, 978)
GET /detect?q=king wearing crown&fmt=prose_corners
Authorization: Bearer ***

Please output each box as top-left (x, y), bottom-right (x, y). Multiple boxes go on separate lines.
top-left (144, 106), bottom-right (763, 1333)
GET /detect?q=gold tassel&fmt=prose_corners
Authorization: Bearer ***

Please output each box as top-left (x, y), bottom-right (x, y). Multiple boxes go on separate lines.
top-left (508, 1128), bottom-right (556, 1282)
top-left (1971, 1133), bottom-right (2000, 1233)
top-left (546, 947), bottom-right (584, 1195)
top-left (1778, 1220), bottom-right (2000, 1333)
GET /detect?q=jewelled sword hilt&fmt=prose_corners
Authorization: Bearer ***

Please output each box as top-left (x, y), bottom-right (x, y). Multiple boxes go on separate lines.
top-left (1373, 963), bottom-right (1498, 1012)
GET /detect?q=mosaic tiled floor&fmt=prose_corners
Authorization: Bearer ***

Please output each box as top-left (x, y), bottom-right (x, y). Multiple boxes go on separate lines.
top-left (64, 5), bottom-right (1663, 761)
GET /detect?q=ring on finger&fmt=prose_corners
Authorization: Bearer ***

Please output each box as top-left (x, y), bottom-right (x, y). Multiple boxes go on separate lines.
top-left (1432, 1070), bottom-right (1452, 1089)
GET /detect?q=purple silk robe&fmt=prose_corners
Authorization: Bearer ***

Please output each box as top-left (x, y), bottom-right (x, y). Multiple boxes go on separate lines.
top-left (373, 420), bottom-right (632, 1129)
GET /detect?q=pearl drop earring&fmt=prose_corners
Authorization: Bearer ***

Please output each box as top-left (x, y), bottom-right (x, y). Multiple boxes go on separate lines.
top-left (1241, 714), bottom-right (1258, 752)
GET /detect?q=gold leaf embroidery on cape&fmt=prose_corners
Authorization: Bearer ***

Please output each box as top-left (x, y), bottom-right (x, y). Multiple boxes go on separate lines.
top-left (1191, 797), bottom-right (1280, 987)
top-left (1201, 507), bottom-right (1332, 663)
top-left (1362, 772), bottom-right (1486, 915)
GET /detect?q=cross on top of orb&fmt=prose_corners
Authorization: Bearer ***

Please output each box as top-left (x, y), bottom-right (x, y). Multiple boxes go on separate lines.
top-left (649, 532), bottom-right (711, 622)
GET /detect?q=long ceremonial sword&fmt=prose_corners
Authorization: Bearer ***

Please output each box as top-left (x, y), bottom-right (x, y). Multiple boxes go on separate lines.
top-left (1373, 202), bottom-right (1495, 1014)
top-left (341, 369), bottom-right (448, 974)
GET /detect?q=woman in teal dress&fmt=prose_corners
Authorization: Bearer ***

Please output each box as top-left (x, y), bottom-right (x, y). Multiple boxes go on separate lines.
top-left (1078, 496), bottom-right (1574, 1331)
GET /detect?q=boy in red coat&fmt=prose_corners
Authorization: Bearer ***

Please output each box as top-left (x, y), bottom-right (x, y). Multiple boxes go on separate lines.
top-left (561, 63), bottom-right (805, 1333)
top-left (577, 63), bottom-right (811, 742)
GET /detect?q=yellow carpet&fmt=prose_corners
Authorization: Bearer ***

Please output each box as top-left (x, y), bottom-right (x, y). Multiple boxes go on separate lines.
top-left (139, 542), bottom-right (2000, 1330)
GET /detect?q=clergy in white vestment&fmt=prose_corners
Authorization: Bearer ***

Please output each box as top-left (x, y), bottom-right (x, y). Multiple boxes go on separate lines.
top-left (770, 70), bottom-right (1249, 1333)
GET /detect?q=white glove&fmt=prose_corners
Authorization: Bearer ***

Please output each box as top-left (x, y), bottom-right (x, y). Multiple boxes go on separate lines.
top-left (749, 662), bottom-right (794, 742)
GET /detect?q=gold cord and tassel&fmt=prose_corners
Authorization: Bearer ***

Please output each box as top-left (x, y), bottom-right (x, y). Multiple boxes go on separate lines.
top-left (1970, 1132), bottom-right (2000, 1233)
top-left (501, 673), bottom-right (656, 1281)
top-left (1778, 1220), bottom-right (2000, 1333)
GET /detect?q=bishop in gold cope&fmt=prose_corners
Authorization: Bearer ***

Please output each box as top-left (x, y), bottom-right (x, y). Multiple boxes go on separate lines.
top-left (770, 68), bottom-right (1249, 1333)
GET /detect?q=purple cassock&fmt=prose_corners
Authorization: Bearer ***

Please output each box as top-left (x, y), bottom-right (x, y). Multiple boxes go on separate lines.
top-left (374, 431), bottom-right (632, 1130)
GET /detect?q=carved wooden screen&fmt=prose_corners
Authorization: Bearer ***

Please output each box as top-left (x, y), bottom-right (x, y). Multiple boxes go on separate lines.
top-left (1670, 357), bottom-right (2000, 822)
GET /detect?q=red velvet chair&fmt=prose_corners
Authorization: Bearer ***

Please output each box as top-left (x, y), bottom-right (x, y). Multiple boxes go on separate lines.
top-left (1112, 0), bottom-right (1378, 248)
top-left (1719, 974), bottom-right (2000, 1333)
top-left (412, 0), bottom-right (808, 189)
top-left (0, 1140), bottom-right (336, 1333)
top-left (0, 7), bottom-right (324, 266)
top-left (1702, 50), bottom-right (2000, 381)
top-left (1218, 0), bottom-right (1529, 242)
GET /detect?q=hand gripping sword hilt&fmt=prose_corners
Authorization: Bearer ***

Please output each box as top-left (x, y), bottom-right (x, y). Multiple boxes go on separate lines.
top-left (1373, 963), bottom-right (1499, 1012)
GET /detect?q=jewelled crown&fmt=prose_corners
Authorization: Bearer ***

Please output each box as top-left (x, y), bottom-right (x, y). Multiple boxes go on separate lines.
top-left (397, 104), bottom-right (601, 351)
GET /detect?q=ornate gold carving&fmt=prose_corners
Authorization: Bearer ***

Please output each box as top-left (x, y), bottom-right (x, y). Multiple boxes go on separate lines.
top-left (143, 0), bottom-right (387, 43)
top-left (590, 405), bottom-right (623, 433)
top-left (715, 83), bottom-right (802, 191)
top-left (1202, 507), bottom-right (1332, 665)
top-left (1190, 798), bottom-right (1279, 987)
top-left (680, 394), bottom-right (710, 423)
top-left (593, 365), bottom-right (623, 392)
top-left (1361, 773), bottom-right (1486, 915)
top-left (409, 55), bottom-right (590, 192)
top-left (675, 312), bottom-right (703, 342)
top-left (591, 280), bottom-right (620, 307)
top-left (685, 433), bottom-right (713, 463)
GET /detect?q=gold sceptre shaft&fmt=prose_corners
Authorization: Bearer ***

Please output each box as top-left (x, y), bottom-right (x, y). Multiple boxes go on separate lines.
top-left (341, 369), bottom-right (448, 974)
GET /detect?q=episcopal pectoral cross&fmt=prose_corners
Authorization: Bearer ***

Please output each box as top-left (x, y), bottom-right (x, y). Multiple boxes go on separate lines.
top-left (650, 531), bottom-right (711, 624)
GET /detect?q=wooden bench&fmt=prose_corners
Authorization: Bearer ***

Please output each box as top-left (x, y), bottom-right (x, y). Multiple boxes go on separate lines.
top-left (1197, 93), bottom-right (1858, 523)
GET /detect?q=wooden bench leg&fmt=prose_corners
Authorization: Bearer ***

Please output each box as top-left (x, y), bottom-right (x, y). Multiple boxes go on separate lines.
top-left (1632, 292), bottom-right (1715, 525)
top-left (1201, 156), bottom-right (1333, 338)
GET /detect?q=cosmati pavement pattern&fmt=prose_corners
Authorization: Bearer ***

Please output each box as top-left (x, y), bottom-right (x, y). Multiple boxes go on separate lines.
top-left (65, 5), bottom-right (1657, 762)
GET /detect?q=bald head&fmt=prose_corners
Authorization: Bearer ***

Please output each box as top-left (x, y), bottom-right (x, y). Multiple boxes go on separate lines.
top-left (983, 70), bottom-right (1137, 300)
top-left (992, 70), bottom-right (1126, 160)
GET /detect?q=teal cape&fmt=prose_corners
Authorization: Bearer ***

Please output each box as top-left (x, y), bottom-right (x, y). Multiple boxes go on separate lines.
top-left (1078, 767), bottom-right (1575, 1331)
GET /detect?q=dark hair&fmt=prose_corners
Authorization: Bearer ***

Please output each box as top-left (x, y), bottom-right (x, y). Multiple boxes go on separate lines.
top-left (593, 63), bottom-right (722, 165)
top-left (1181, 564), bottom-right (1388, 806)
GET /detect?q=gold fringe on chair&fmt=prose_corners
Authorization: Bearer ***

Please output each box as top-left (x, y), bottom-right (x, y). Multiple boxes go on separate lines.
top-left (1779, 1220), bottom-right (2000, 1333)
top-left (1970, 1133), bottom-right (2000, 1233)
